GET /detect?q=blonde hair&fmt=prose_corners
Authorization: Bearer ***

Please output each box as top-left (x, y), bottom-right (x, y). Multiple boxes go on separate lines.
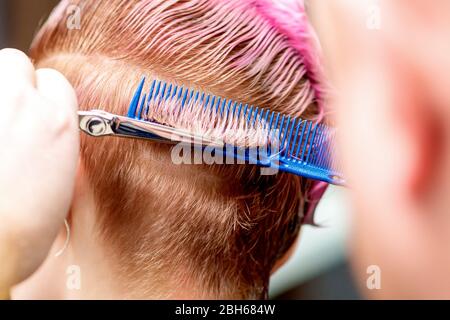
top-left (31, 0), bottom-right (324, 298)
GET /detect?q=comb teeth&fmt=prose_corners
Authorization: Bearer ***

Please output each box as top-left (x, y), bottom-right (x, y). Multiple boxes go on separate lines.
top-left (128, 78), bottom-right (272, 147)
top-left (126, 78), bottom-right (343, 184)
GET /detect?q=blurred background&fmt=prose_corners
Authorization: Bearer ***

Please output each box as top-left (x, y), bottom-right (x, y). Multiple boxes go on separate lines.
top-left (0, 0), bottom-right (360, 299)
top-left (0, 0), bottom-right (59, 51)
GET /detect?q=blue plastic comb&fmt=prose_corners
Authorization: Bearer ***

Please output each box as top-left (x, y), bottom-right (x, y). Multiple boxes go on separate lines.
top-left (78, 78), bottom-right (345, 186)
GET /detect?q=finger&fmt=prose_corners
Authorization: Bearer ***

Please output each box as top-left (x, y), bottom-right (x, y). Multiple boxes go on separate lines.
top-left (0, 48), bottom-right (36, 88)
top-left (35, 68), bottom-right (78, 111)
top-left (34, 69), bottom-right (79, 232)
top-left (35, 68), bottom-right (78, 134)
top-left (33, 69), bottom-right (79, 258)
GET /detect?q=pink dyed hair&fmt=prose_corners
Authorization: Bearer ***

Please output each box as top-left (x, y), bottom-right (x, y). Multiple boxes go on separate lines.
top-left (254, 0), bottom-right (327, 115)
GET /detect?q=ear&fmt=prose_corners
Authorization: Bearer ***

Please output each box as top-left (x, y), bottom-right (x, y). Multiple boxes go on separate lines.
top-left (386, 51), bottom-right (445, 199)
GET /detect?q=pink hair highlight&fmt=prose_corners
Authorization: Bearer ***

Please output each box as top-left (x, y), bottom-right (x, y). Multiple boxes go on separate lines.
top-left (252, 0), bottom-right (328, 121)
top-left (120, 0), bottom-right (324, 120)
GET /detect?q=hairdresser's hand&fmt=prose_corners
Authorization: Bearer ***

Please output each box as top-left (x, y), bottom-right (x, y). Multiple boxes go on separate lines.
top-left (0, 49), bottom-right (79, 296)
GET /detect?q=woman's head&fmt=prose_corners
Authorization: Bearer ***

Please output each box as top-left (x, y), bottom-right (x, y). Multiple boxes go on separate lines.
top-left (31, 0), bottom-right (325, 298)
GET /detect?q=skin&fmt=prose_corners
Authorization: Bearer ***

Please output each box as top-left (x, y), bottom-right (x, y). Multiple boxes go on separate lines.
top-left (309, 0), bottom-right (450, 298)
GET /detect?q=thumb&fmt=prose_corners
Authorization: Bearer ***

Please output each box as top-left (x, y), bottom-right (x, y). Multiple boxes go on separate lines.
top-left (35, 68), bottom-right (77, 110)
top-left (33, 68), bottom-right (80, 232)
top-left (35, 68), bottom-right (78, 132)
top-left (34, 68), bottom-right (80, 217)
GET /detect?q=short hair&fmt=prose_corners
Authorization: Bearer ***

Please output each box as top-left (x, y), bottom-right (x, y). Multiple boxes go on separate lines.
top-left (31, 0), bottom-right (325, 298)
